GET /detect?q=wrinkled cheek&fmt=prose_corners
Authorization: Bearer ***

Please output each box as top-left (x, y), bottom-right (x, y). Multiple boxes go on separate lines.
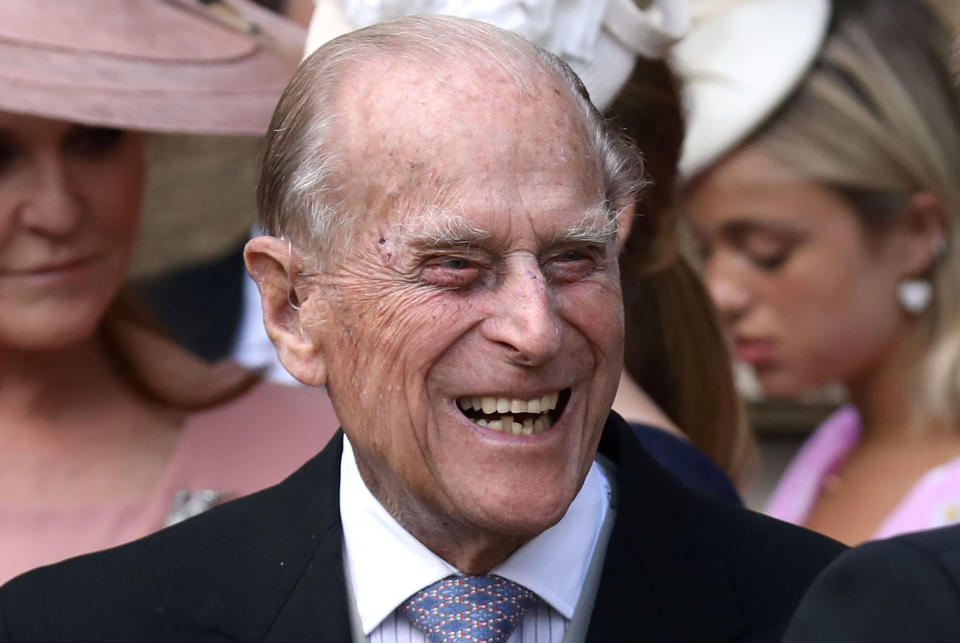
top-left (329, 288), bottom-right (458, 421)
top-left (560, 285), bottom-right (624, 360)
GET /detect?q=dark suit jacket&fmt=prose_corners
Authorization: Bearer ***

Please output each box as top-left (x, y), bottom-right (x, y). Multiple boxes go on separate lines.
top-left (784, 523), bottom-right (960, 642)
top-left (0, 413), bottom-right (842, 642)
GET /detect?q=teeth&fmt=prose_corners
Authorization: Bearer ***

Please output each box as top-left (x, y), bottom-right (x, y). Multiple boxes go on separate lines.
top-left (455, 391), bottom-right (562, 436)
top-left (545, 392), bottom-right (558, 410)
top-left (467, 410), bottom-right (555, 435)
top-left (457, 392), bottom-right (561, 414)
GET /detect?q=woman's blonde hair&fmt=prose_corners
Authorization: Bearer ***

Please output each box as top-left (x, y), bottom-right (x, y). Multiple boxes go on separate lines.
top-left (753, 0), bottom-right (960, 428)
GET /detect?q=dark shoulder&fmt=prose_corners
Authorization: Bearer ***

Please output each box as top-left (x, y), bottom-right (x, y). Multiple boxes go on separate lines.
top-left (689, 491), bottom-right (846, 641)
top-left (784, 524), bottom-right (960, 643)
top-left (598, 412), bottom-right (845, 642)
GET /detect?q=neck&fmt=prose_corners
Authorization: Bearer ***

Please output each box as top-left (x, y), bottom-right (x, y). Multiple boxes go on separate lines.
top-left (0, 332), bottom-right (184, 504)
top-left (357, 463), bottom-right (527, 575)
top-left (0, 336), bottom-right (116, 422)
top-left (846, 322), bottom-right (931, 443)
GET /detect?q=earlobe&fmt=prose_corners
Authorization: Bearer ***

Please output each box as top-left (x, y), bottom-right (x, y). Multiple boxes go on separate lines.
top-left (243, 235), bottom-right (328, 386)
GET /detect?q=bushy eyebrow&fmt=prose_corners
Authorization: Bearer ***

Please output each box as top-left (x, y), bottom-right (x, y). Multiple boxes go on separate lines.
top-left (399, 207), bottom-right (492, 248)
top-left (556, 206), bottom-right (618, 245)
top-left (399, 204), bottom-right (617, 250)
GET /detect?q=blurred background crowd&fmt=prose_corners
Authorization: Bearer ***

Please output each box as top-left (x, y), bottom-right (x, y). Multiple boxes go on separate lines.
top-left (2, 0), bottom-right (959, 590)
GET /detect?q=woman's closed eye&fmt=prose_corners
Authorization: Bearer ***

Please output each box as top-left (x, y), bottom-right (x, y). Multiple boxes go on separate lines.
top-left (738, 230), bottom-right (799, 272)
top-left (0, 137), bottom-right (20, 175)
top-left (64, 126), bottom-right (126, 159)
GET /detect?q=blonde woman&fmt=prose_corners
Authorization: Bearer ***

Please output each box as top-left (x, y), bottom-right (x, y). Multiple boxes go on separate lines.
top-left (680, 0), bottom-right (960, 543)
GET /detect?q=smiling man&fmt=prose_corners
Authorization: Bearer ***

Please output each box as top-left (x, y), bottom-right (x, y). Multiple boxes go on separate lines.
top-left (0, 15), bottom-right (842, 643)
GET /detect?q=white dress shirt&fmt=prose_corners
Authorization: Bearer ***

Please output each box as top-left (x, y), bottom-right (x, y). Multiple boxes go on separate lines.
top-left (340, 436), bottom-right (612, 643)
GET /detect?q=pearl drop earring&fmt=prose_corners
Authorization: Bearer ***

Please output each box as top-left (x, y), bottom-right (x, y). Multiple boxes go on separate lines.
top-left (897, 279), bottom-right (933, 314)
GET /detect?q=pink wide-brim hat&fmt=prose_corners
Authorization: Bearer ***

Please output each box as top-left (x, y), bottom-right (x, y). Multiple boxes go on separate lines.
top-left (0, 0), bottom-right (304, 136)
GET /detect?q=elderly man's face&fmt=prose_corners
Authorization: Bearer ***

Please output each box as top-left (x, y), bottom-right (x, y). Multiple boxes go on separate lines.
top-left (304, 59), bottom-right (623, 554)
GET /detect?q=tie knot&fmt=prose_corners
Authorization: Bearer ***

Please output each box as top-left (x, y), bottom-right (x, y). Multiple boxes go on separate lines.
top-left (402, 574), bottom-right (537, 643)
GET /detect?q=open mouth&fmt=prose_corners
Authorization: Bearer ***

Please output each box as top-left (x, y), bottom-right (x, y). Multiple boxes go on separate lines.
top-left (456, 389), bottom-right (571, 435)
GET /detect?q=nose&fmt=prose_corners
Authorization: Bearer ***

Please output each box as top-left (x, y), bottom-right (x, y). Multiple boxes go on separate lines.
top-left (482, 260), bottom-right (563, 367)
top-left (704, 254), bottom-right (752, 325)
top-left (18, 154), bottom-right (84, 237)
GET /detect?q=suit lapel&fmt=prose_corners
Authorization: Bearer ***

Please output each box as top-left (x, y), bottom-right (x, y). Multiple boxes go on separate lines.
top-left (586, 415), bottom-right (745, 642)
top-left (196, 432), bottom-right (354, 642)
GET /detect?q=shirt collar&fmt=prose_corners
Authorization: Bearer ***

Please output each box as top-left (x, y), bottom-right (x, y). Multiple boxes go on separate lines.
top-left (339, 435), bottom-right (611, 634)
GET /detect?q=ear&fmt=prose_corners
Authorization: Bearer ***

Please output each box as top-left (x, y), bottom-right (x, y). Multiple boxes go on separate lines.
top-left (893, 191), bottom-right (947, 277)
top-left (243, 235), bottom-right (328, 386)
top-left (616, 202), bottom-right (636, 247)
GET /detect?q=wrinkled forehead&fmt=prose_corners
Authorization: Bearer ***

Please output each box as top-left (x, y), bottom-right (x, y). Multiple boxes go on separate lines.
top-left (332, 56), bottom-right (603, 225)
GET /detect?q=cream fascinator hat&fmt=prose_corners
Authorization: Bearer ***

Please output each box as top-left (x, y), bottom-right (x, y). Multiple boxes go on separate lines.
top-left (672, 0), bottom-right (832, 177)
top-left (0, 0), bottom-right (305, 277)
top-left (305, 0), bottom-right (691, 111)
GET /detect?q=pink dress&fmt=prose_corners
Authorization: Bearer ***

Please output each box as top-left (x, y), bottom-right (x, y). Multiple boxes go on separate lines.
top-left (766, 405), bottom-right (960, 540)
top-left (0, 382), bottom-right (340, 583)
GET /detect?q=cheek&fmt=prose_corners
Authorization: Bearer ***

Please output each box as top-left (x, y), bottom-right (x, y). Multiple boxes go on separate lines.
top-left (557, 278), bottom-right (624, 362)
top-left (320, 275), bottom-right (478, 423)
top-left (91, 158), bottom-right (145, 248)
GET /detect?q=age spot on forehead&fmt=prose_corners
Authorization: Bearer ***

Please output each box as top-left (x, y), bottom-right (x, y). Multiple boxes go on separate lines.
top-left (376, 234), bottom-right (396, 265)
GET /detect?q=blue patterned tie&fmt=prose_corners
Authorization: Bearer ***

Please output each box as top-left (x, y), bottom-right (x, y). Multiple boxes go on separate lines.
top-left (402, 574), bottom-right (537, 643)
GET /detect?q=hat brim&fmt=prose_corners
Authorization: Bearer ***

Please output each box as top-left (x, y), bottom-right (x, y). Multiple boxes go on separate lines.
top-left (0, 0), bottom-right (305, 136)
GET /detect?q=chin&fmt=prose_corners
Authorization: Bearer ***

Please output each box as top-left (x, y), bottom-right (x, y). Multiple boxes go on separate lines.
top-left (0, 308), bottom-right (104, 352)
top-left (465, 478), bottom-right (580, 538)
top-left (757, 370), bottom-right (825, 400)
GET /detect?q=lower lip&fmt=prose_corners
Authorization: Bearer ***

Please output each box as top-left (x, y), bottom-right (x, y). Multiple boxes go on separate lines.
top-left (734, 340), bottom-right (777, 365)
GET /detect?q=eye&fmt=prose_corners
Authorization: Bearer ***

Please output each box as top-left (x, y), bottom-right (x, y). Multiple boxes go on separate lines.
top-left (440, 257), bottom-right (470, 270)
top-left (420, 256), bottom-right (481, 289)
top-left (740, 235), bottom-right (794, 272)
top-left (746, 251), bottom-right (789, 271)
top-left (0, 138), bottom-right (20, 175)
top-left (544, 247), bottom-right (599, 284)
top-left (64, 126), bottom-right (126, 159)
top-left (558, 250), bottom-right (587, 262)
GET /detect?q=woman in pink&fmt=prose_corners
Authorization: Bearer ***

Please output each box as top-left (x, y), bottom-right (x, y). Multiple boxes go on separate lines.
top-left (677, 0), bottom-right (960, 544)
top-left (0, 0), bottom-right (338, 582)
